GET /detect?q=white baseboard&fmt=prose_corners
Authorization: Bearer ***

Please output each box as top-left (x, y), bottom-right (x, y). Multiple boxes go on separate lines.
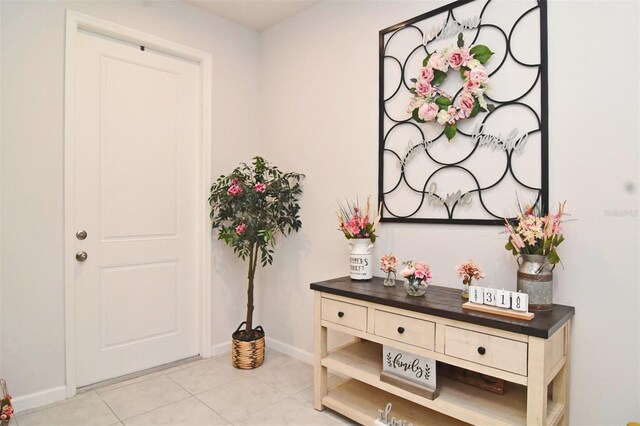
top-left (12, 385), bottom-right (67, 413)
top-left (267, 337), bottom-right (313, 365)
top-left (210, 340), bottom-right (231, 357)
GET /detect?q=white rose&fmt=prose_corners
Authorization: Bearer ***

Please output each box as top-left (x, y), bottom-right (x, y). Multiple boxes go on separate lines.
top-left (436, 109), bottom-right (450, 125)
top-left (466, 58), bottom-right (481, 69)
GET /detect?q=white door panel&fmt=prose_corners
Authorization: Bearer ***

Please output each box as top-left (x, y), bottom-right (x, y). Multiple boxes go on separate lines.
top-left (73, 30), bottom-right (199, 387)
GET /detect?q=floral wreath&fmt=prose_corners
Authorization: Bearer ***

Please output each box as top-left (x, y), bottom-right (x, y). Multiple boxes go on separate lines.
top-left (408, 34), bottom-right (495, 140)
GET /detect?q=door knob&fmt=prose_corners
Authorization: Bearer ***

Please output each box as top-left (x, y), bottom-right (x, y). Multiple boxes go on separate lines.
top-left (76, 251), bottom-right (88, 262)
top-left (76, 230), bottom-right (87, 240)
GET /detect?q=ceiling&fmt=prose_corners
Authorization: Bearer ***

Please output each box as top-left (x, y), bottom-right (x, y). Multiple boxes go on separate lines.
top-left (183, 0), bottom-right (322, 32)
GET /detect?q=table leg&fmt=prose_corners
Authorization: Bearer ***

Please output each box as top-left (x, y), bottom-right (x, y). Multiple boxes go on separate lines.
top-left (314, 292), bottom-right (328, 411)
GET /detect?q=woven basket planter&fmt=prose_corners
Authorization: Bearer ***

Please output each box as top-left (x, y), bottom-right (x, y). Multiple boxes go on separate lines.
top-left (231, 323), bottom-right (265, 369)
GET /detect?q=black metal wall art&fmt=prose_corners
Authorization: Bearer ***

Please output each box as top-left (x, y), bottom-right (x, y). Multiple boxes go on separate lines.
top-left (378, 0), bottom-right (548, 225)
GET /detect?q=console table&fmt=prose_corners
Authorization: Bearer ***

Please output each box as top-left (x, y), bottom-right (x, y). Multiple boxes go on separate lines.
top-left (311, 277), bottom-right (575, 425)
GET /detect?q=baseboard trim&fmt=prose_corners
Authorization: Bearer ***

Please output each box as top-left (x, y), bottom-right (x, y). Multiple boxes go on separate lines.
top-left (12, 385), bottom-right (67, 413)
top-left (267, 337), bottom-right (313, 365)
top-left (210, 340), bottom-right (231, 357)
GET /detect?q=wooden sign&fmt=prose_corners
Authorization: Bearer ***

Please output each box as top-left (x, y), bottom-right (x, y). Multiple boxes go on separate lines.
top-left (383, 346), bottom-right (436, 389)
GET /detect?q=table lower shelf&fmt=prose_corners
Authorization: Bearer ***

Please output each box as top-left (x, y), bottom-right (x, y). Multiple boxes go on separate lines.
top-left (321, 340), bottom-right (565, 425)
top-left (323, 379), bottom-right (467, 426)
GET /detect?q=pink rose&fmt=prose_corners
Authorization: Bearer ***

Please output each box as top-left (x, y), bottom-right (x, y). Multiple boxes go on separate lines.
top-left (419, 66), bottom-right (434, 82)
top-left (414, 262), bottom-right (429, 272)
top-left (427, 53), bottom-right (448, 72)
top-left (415, 79), bottom-right (432, 96)
top-left (418, 102), bottom-right (439, 122)
top-left (469, 66), bottom-right (488, 84)
top-left (254, 182), bottom-right (266, 192)
top-left (448, 50), bottom-right (464, 70)
top-left (456, 94), bottom-right (475, 119)
top-left (235, 223), bottom-right (247, 235)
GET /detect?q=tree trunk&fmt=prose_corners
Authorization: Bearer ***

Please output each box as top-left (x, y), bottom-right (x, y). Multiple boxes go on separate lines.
top-left (245, 243), bottom-right (258, 333)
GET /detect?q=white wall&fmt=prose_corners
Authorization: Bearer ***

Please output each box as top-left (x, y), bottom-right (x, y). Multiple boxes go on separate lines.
top-left (0, 0), bottom-right (260, 403)
top-left (258, 1), bottom-right (640, 424)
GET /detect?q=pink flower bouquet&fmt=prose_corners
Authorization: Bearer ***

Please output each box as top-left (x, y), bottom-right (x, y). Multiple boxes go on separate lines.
top-left (504, 201), bottom-right (567, 264)
top-left (337, 197), bottom-right (381, 243)
top-left (401, 260), bottom-right (432, 296)
top-left (456, 260), bottom-right (485, 286)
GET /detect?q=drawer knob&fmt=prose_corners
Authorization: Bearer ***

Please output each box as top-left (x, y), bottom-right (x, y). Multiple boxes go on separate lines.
top-left (337, 311), bottom-right (344, 318)
top-left (397, 327), bottom-right (405, 334)
top-left (477, 346), bottom-right (486, 355)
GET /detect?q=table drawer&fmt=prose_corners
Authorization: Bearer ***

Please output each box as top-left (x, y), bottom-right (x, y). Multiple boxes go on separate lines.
top-left (374, 310), bottom-right (435, 350)
top-left (321, 298), bottom-right (367, 331)
top-left (444, 326), bottom-right (528, 376)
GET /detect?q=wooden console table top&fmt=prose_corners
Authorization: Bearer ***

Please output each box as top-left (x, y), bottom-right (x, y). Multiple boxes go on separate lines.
top-left (310, 276), bottom-right (575, 339)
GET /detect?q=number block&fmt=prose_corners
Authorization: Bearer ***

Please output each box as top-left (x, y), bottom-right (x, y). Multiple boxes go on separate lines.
top-left (495, 290), bottom-right (511, 309)
top-left (470, 286), bottom-right (484, 304)
top-left (512, 292), bottom-right (529, 312)
top-left (483, 288), bottom-right (496, 306)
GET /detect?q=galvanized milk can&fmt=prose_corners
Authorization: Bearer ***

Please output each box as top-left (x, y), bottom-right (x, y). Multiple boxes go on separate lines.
top-left (517, 254), bottom-right (554, 311)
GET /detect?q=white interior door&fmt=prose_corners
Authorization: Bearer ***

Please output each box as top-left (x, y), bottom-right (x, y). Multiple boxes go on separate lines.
top-left (72, 29), bottom-right (200, 387)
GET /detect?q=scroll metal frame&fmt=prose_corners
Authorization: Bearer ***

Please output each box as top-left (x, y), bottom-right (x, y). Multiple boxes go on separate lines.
top-left (378, 0), bottom-right (549, 225)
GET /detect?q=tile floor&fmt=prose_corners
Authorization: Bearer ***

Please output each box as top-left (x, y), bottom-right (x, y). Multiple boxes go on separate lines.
top-left (9, 349), bottom-right (357, 426)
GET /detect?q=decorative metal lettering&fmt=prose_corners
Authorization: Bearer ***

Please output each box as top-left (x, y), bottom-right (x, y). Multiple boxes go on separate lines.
top-left (378, 0), bottom-right (548, 225)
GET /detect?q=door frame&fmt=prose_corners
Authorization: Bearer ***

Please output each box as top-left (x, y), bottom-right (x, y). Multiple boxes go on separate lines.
top-left (63, 10), bottom-right (212, 397)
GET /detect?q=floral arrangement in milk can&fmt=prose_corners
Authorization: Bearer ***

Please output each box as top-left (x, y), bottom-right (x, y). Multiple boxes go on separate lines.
top-left (456, 260), bottom-right (485, 299)
top-left (337, 196), bottom-right (381, 243)
top-left (504, 201), bottom-right (567, 265)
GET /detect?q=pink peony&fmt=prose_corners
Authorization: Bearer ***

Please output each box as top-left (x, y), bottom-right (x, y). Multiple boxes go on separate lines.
top-left (456, 94), bottom-right (475, 119)
top-left (400, 267), bottom-right (415, 278)
top-left (427, 53), bottom-right (448, 72)
top-left (418, 102), bottom-right (439, 122)
top-left (254, 182), bottom-right (266, 192)
top-left (415, 79), bottom-right (432, 96)
top-left (235, 223), bottom-right (247, 235)
top-left (469, 66), bottom-right (488, 84)
top-left (419, 66), bottom-right (434, 82)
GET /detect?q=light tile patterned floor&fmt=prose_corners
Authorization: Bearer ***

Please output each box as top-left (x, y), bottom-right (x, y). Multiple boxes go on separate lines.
top-left (10, 349), bottom-right (357, 426)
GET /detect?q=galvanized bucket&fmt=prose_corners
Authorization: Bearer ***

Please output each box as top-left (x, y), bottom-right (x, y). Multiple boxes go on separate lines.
top-left (517, 254), bottom-right (554, 311)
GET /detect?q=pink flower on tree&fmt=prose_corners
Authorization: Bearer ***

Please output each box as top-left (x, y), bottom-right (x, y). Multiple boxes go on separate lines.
top-left (227, 185), bottom-right (243, 196)
top-left (235, 223), bottom-right (247, 235)
top-left (254, 182), bottom-right (266, 192)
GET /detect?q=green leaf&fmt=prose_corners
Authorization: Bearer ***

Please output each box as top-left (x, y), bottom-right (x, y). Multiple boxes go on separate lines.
top-left (469, 45), bottom-right (494, 64)
top-left (469, 98), bottom-right (481, 118)
top-left (432, 69), bottom-right (447, 85)
top-left (444, 123), bottom-right (457, 140)
top-left (457, 33), bottom-right (464, 48)
top-left (487, 104), bottom-right (496, 112)
top-left (411, 108), bottom-right (425, 123)
top-left (422, 53), bottom-right (432, 67)
top-left (409, 88), bottom-right (416, 94)
top-left (410, 78), bottom-right (417, 83)
top-left (459, 66), bottom-right (470, 80)
top-left (435, 96), bottom-right (452, 109)
top-left (547, 249), bottom-right (560, 265)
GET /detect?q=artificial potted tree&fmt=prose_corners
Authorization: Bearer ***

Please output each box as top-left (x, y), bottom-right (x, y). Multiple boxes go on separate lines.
top-left (209, 157), bottom-right (304, 369)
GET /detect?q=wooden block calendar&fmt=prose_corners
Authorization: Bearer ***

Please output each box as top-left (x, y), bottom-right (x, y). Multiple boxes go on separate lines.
top-left (462, 301), bottom-right (535, 320)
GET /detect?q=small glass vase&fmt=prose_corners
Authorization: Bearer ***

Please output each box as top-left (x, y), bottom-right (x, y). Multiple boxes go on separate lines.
top-left (404, 277), bottom-right (427, 297)
top-left (383, 271), bottom-right (396, 287)
top-left (462, 282), bottom-right (470, 299)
